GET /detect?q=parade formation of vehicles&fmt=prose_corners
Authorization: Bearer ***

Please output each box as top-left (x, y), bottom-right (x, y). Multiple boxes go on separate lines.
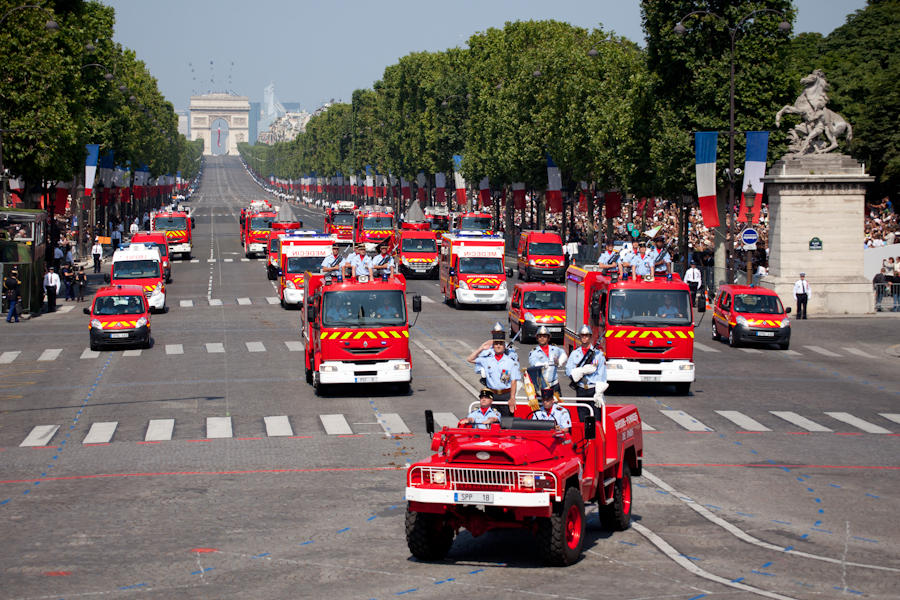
top-left (711, 284), bottom-right (792, 349)
top-left (508, 281), bottom-right (567, 343)
top-left (105, 243), bottom-right (167, 313)
top-left (517, 230), bottom-right (565, 282)
top-left (151, 210), bottom-right (194, 259)
top-left (439, 233), bottom-right (511, 308)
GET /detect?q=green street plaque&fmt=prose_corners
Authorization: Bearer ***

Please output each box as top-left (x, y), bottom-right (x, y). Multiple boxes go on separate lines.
top-left (809, 237), bottom-right (823, 251)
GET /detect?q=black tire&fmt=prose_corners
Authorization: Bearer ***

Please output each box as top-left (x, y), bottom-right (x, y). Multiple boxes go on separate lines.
top-left (305, 353), bottom-right (313, 384)
top-left (674, 382), bottom-right (691, 395)
top-left (599, 463), bottom-right (632, 531)
top-left (711, 319), bottom-right (721, 341)
top-left (183, 252), bottom-right (191, 260)
top-left (90, 340), bottom-right (99, 352)
top-left (538, 487), bottom-right (585, 566)
top-left (728, 327), bottom-right (739, 348)
top-left (778, 341), bottom-right (790, 350)
top-left (405, 507), bottom-right (454, 561)
top-left (142, 336), bottom-right (152, 350)
top-left (312, 371), bottom-right (327, 396)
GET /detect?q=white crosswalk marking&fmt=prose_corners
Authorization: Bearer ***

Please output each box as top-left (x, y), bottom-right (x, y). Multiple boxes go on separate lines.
top-left (206, 416), bottom-right (233, 438)
top-left (377, 413), bottom-right (411, 436)
top-left (714, 410), bottom-right (771, 431)
top-left (20, 425), bottom-right (60, 447)
top-left (190, 259), bottom-right (200, 263)
top-left (420, 296), bottom-right (436, 304)
top-left (769, 411), bottom-right (832, 432)
top-left (208, 299), bottom-right (223, 306)
top-left (245, 341), bottom-right (265, 352)
top-left (241, 258), bottom-right (250, 262)
top-left (0, 351), bottom-right (21, 364)
top-left (320, 414), bottom-right (353, 435)
top-left (37, 348), bottom-right (62, 362)
top-left (879, 413), bottom-right (900, 426)
top-left (659, 410), bottom-right (713, 432)
top-left (784, 349), bottom-right (802, 356)
top-left (83, 421), bottom-right (118, 444)
top-left (80, 348), bottom-right (100, 359)
top-left (264, 415), bottom-right (293, 437)
top-left (236, 297), bottom-right (251, 305)
top-left (842, 347), bottom-right (874, 358)
top-left (641, 421), bottom-right (656, 431)
top-left (56, 305), bottom-right (74, 314)
top-left (145, 419), bottom-right (174, 441)
top-left (179, 299), bottom-right (194, 307)
top-left (824, 412), bottom-right (891, 434)
top-left (207, 258), bottom-right (215, 263)
top-left (165, 344), bottom-right (184, 355)
top-left (692, 342), bottom-right (720, 353)
top-left (738, 347), bottom-right (762, 354)
top-left (266, 296), bottom-right (280, 304)
top-left (122, 349), bottom-right (142, 357)
top-left (804, 345), bottom-right (842, 357)
top-left (224, 258), bottom-right (234, 263)
top-left (432, 412), bottom-right (460, 430)
top-left (205, 342), bottom-right (225, 353)
top-left (284, 341), bottom-right (304, 352)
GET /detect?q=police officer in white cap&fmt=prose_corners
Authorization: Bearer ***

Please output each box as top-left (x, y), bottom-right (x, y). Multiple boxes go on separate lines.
top-left (565, 325), bottom-right (607, 398)
top-left (528, 325), bottom-right (567, 393)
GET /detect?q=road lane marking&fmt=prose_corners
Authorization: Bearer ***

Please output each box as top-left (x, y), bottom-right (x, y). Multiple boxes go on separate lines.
top-left (879, 413), bottom-right (900, 426)
top-left (692, 342), bottom-right (720, 353)
top-left (432, 412), bottom-right (460, 430)
top-left (20, 425), bottom-right (60, 447)
top-left (842, 347), bottom-right (874, 358)
top-left (245, 341), bottom-right (265, 352)
top-left (715, 411), bottom-right (771, 431)
top-left (0, 351), bottom-right (21, 363)
top-left (641, 421), bottom-right (656, 431)
top-left (83, 421), bottom-right (117, 444)
top-left (377, 413), bottom-right (410, 436)
top-left (769, 411), bottom-right (832, 432)
top-left (206, 416), bottom-right (233, 438)
top-left (179, 300), bottom-right (194, 307)
top-left (190, 259), bottom-right (199, 263)
top-left (80, 348), bottom-right (100, 359)
top-left (284, 341), bottom-right (304, 352)
top-left (783, 350), bottom-right (802, 356)
top-left (37, 349), bottom-right (62, 362)
top-left (207, 258), bottom-right (215, 263)
top-left (145, 419), bottom-right (174, 441)
top-left (165, 344), bottom-right (184, 355)
top-left (205, 343), bottom-right (225, 353)
top-left (411, 339), bottom-right (479, 397)
top-left (122, 349), bottom-right (142, 357)
top-left (824, 412), bottom-right (891, 434)
top-left (804, 345), bottom-right (841, 357)
top-left (224, 258), bottom-right (233, 263)
top-left (264, 415), bottom-right (293, 437)
top-left (56, 305), bottom-right (74, 314)
top-left (320, 414), bottom-right (352, 435)
top-left (208, 299), bottom-right (223, 306)
top-left (241, 258), bottom-right (250, 262)
top-left (236, 297), bottom-right (251, 305)
top-left (266, 296), bottom-right (279, 304)
top-left (420, 296), bottom-right (435, 303)
top-left (659, 410), bottom-right (713, 432)
top-left (738, 347), bottom-right (762, 354)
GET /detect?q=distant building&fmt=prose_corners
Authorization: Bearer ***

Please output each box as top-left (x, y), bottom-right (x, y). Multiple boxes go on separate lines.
top-left (176, 111), bottom-right (189, 137)
top-left (189, 93), bottom-right (250, 156)
top-left (248, 102), bottom-right (260, 146)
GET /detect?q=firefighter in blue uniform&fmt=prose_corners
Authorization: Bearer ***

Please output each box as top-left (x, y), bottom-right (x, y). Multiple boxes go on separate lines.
top-left (565, 324), bottom-right (607, 398)
top-left (467, 325), bottom-right (521, 416)
top-left (530, 388), bottom-right (572, 433)
top-left (527, 325), bottom-right (567, 393)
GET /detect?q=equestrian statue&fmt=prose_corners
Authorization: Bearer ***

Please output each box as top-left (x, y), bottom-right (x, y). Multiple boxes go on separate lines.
top-left (775, 69), bottom-right (853, 155)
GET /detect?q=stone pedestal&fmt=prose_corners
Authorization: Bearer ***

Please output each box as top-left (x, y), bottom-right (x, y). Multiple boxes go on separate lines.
top-left (761, 154), bottom-right (874, 315)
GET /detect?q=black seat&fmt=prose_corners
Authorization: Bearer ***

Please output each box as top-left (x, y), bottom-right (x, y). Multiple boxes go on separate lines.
top-left (500, 416), bottom-right (556, 431)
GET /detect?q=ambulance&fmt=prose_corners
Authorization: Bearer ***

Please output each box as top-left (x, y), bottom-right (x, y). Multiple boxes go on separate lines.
top-left (278, 232), bottom-right (337, 308)
top-left (152, 210), bottom-right (193, 259)
top-left (439, 233), bottom-right (511, 308)
top-left (105, 243), bottom-right (167, 313)
top-left (130, 231), bottom-right (172, 283)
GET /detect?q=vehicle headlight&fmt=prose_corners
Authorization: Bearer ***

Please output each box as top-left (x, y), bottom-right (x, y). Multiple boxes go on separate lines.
top-left (286, 280), bottom-right (296, 289)
top-left (735, 316), bottom-right (748, 327)
top-left (529, 259), bottom-right (536, 266)
top-left (430, 470), bottom-right (446, 485)
top-left (401, 257), bottom-right (410, 266)
top-left (90, 319), bottom-right (102, 329)
top-left (136, 316), bottom-right (148, 328)
top-left (519, 473), bottom-right (535, 488)
top-left (458, 280), bottom-right (469, 289)
top-left (679, 363), bottom-right (694, 370)
top-left (320, 364), bottom-right (338, 372)
top-left (393, 362), bottom-right (410, 370)
top-left (523, 312), bottom-right (536, 323)
top-left (779, 318), bottom-right (790, 327)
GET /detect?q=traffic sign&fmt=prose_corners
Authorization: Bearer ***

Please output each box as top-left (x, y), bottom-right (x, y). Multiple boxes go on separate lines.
top-left (741, 227), bottom-right (759, 245)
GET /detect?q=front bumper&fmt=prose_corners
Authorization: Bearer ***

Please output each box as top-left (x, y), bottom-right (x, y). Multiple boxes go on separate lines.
top-left (401, 262), bottom-right (438, 277)
top-left (455, 288), bottom-right (508, 305)
top-left (318, 359), bottom-right (411, 384)
top-left (169, 242), bottom-right (191, 254)
top-left (282, 288), bottom-right (304, 305)
top-left (90, 325), bottom-right (150, 346)
top-left (734, 325), bottom-right (791, 344)
top-left (248, 242), bottom-right (265, 253)
top-left (526, 265), bottom-right (565, 280)
top-left (405, 487), bottom-right (550, 507)
top-left (606, 359), bottom-right (695, 383)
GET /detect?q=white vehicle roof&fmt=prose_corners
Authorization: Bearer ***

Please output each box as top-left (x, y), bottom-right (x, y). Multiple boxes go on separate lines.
top-left (112, 244), bottom-right (161, 263)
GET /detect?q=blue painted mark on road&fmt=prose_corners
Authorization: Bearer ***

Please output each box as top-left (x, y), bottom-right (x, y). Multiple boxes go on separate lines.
top-left (299, 541), bottom-right (314, 546)
top-left (833, 586), bottom-right (863, 595)
top-left (619, 540), bottom-right (638, 546)
top-left (688, 595), bottom-right (707, 600)
top-left (784, 545), bottom-right (794, 551)
top-left (119, 583), bottom-right (148, 590)
top-left (434, 578), bottom-right (455, 584)
top-left (751, 570), bottom-right (776, 577)
top-left (252, 553), bottom-right (270, 558)
top-left (772, 520), bottom-right (791, 525)
top-left (337, 527), bottom-right (350, 533)
top-left (812, 527), bottom-right (832, 534)
top-left (367, 515), bottom-right (377, 521)
top-left (395, 589), bottom-right (417, 595)
top-left (731, 577), bottom-right (745, 583)
top-left (469, 569), bottom-right (484, 574)
top-left (866, 493), bottom-right (879, 499)
top-left (852, 536), bottom-right (879, 543)
top-left (680, 554), bottom-right (700, 561)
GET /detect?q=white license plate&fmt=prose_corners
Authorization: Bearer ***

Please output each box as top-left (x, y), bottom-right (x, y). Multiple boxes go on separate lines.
top-left (413, 268), bottom-right (426, 272)
top-left (110, 332), bottom-right (129, 339)
top-left (542, 270), bottom-right (554, 275)
top-left (454, 492), bottom-right (494, 504)
top-left (756, 331), bottom-right (775, 337)
top-left (640, 375), bottom-right (661, 382)
top-left (547, 327), bottom-right (562, 332)
top-left (355, 376), bottom-right (377, 383)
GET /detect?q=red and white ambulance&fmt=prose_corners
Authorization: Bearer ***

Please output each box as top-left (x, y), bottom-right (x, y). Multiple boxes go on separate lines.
top-left (278, 232), bottom-right (337, 308)
top-left (439, 233), bottom-right (510, 308)
top-left (105, 243), bottom-right (167, 313)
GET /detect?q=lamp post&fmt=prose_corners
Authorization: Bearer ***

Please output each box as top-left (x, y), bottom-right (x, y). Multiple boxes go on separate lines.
top-left (743, 183), bottom-right (755, 286)
top-left (675, 10), bottom-right (789, 284)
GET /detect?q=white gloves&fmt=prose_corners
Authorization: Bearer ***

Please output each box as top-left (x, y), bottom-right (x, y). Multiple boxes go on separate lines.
top-left (581, 364), bottom-right (597, 374)
top-left (571, 366), bottom-right (585, 382)
top-left (593, 383), bottom-right (607, 409)
top-left (555, 353), bottom-right (568, 367)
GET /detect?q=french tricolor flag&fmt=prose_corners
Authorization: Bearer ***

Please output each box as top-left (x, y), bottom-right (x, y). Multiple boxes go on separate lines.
top-left (365, 166), bottom-right (374, 198)
top-left (434, 172), bottom-right (446, 204)
top-left (694, 132), bottom-right (719, 228)
top-left (738, 131), bottom-right (769, 223)
top-left (453, 155), bottom-right (466, 206)
top-left (416, 172), bottom-right (427, 203)
top-left (546, 154), bottom-right (562, 213)
top-left (84, 144), bottom-right (99, 197)
top-left (478, 177), bottom-right (491, 207)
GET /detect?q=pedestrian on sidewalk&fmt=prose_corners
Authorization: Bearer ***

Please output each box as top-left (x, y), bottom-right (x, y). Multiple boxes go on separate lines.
top-left (129, 219), bottom-right (139, 236)
top-left (61, 263), bottom-right (75, 301)
top-left (75, 266), bottom-right (87, 302)
top-left (43, 267), bottom-right (60, 313)
top-left (4, 268), bottom-right (21, 323)
top-left (52, 244), bottom-right (64, 272)
top-left (64, 244), bottom-right (74, 266)
top-left (91, 238), bottom-right (103, 273)
top-left (110, 227), bottom-right (121, 252)
top-left (792, 272), bottom-right (810, 319)
top-left (873, 268), bottom-right (887, 311)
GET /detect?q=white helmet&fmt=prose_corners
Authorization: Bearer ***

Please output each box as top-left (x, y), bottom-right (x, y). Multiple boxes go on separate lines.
top-left (536, 325), bottom-right (550, 336)
top-left (578, 324), bottom-right (592, 336)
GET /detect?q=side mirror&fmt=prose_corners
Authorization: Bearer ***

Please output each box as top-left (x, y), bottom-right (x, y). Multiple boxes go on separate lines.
top-left (306, 303), bottom-right (317, 322)
top-left (697, 302), bottom-right (706, 313)
top-left (506, 267), bottom-right (513, 277)
top-left (103, 273), bottom-right (110, 283)
top-left (448, 268), bottom-right (456, 277)
top-left (424, 409), bottom-right (435, 435)
top-left (583, 415), bottom-right (596, 440)
top-left (785, 307), bottom-right (792, 314)
top-left (83, 308), bottom-right (91, 315)
top-left (412, 294), bottom-right (422, 313)
top-left (190, 217), bottom-right (196, 229)
top-left (590, 300), bottom-right (601, 321)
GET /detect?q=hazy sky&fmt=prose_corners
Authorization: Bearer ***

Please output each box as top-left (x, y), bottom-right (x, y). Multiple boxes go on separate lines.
top-left (101, 0), bottom-right (867, 112)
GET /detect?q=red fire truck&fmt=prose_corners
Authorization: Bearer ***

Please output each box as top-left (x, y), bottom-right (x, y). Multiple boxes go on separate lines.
top-left (277, 232), bottom-right (336, 308)
top-left (265, 221), bottom-right (303, 280)
top-left (425, 206), bottom-right (450, 242)
top-left (406, 401), bottom-right (643, 565)
top-left (564, 265), bottom-right (696, 394)
top-left (354, 208), bottom-right (395, 252)
top-left (453, 211), bottom-right (493, 234)
top-left (151, 210), bottom-right (194, 260)
top-left (397, 230), bottom-right (439, 279)
top-left (324, 200), bottom-right (356, 246)
top-left (242, 209), bottom-right (277, 258)
top-left (302, 272), bottom-right (421, 394)
top-left (439, 233), bottom-right (510, 308)
top-left (240, 199), bottom-right (273, 229)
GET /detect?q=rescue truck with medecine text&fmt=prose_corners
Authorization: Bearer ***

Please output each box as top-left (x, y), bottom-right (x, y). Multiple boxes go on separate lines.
top-left (265, 221), bottom-right (303, 280)
top-left (105, 243), bottom-right (167, 313)
top-left (324, 200), bottom-right (356, 246)
top-left (151, 210), bottom-right (194, 259)
top-left (439, 233), bottom-right (511, 308)
top-left (302, 272), bottom-right (421, 395)
top-left (405, 401), bottom-right (643, 565)
top-left (242, 209), bottom-right (277, 258)
top-left (277, 232), bottom-right (337, 308)
top-left (564, 265), bottom-right (696, 394)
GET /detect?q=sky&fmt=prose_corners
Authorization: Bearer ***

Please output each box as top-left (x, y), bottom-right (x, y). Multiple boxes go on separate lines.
top-left (101, 0), bottom-right (868, 113)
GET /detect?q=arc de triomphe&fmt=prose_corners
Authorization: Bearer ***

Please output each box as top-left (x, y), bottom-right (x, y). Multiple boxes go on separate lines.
top-left (189, 93), bottom-right (250, 156)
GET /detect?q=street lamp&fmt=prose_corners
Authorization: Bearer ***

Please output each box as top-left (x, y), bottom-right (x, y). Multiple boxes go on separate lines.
top-left (675, 9), bottom-right (790, 284)
top-left (743, 183), bottom-right (755, 286)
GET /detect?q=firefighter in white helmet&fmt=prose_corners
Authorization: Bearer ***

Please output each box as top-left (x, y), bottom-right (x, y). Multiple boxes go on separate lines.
top-left (528, 325), bottom-right (567, 394)
top-left (565, 324), bottom-right (608, 399)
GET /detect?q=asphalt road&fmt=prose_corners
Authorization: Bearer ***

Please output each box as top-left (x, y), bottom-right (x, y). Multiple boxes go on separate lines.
top-left (1, 155), bottom-right (898, 600)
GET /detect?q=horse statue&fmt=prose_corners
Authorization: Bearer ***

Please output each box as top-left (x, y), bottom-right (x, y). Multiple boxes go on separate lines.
top-left (776, 69), bottom-right (853, 155)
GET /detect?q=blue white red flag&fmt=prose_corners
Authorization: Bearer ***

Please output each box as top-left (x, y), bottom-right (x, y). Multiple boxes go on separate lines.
top-left (739, 131), bottom-right (769, 223)
top-left (546, 154), bottom-right (562, 213)
top-left (694, 132), bottom-right (719, 227)
top-left (84, 144), bottom-right (99, 196)
top-left (452, 155), bottom-right (466, 205)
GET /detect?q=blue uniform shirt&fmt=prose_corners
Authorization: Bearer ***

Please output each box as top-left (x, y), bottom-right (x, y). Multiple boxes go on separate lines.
top-left (657, 303), bottom-right (681, 318)
top-left (648, 247), bottom-right (671, 272)
top-left (598, 250), bottom-right (620, 266)
top-left (528, 345), bottom-right (567, 386)
top-left (371, 253), bottom-right (395, 271)
top-left (321, 254), bottom-right (343, 270)
top-left (565, 345), bottom-right (607, 389)
top-left (344, 253), bottom-right (372, 277)
top-left (630, 253), bottom-right (654, 276)
top-left (474, 350), bottom-right (521, 390)
top-left (532, 404), bottom-right (572, 430)
top-left (465, 406), bottom-right (501, 429)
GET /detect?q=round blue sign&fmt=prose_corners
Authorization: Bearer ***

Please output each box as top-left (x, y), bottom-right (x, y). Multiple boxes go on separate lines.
top-left (741, 227), bottom-right (759, 245)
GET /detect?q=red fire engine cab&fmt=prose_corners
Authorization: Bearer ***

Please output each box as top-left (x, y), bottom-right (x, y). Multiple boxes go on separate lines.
top-left (354, 207), bottom-right (395, 252)
top-left (324, 200), bottom-right (355, 246)
top-left (242, 209), bottom-right (277, 258)
top-left (453, 211), bottom-right (493, 234)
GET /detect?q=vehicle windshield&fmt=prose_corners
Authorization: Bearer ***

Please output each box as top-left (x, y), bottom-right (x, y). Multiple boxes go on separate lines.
top-left (332, 213), bottom-right (355, 226)
top-left (460, 216), bottom-right (492, 230)
top-left (322, 290), bottom-right (406, 326)
top-left (734, 293), bottom-right (785, 315)
top-left (459, 257), bottom-right (503, 275)
top-left (402, 238), bottom-right (436, 253)
top-left (430, 217), bottom-right (449, 231)
top-left (154, 217), bottom-right (187, 230)
top-left (607, 289), bottom-right (691, 326)
top-left (286, 256), bottom-right (323, 274)
top-left (93, 295), bottom-right (146, 316)
top-left (529, 242), bottom-right (563, 256)
top-left (523, 290), bottom-right (565, 310)
top-left (363, 216), bottom-right (393, 230)
top-left (250, 217), bottom-right (274, 229)
top-left (113, 259), bottom-right (160, 280)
